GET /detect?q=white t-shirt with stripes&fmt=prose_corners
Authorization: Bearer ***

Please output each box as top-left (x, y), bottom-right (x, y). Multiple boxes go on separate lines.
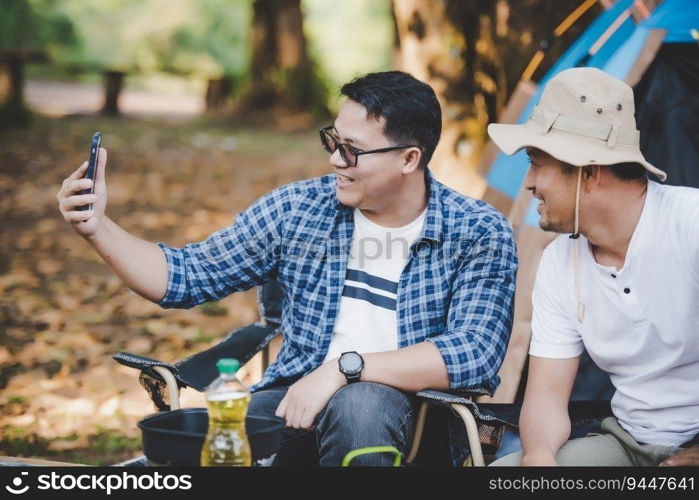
top-left (323, 207), bottom-right (427, 363)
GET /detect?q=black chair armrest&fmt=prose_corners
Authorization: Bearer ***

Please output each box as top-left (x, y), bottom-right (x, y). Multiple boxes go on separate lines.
top-left (417, 389), bottom-right (519, 429)
top-left (113, 352), bottom-right (183, 386)
top-left (418, 389), bottom-right (612, 430)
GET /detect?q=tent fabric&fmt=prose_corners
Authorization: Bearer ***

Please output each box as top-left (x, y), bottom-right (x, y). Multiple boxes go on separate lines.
top-left (603, 26), bottom-right (652, 80)
top-left (486, 0), bottom-right (637, 200)
top-left (635, 43), bottom-right (699, 188)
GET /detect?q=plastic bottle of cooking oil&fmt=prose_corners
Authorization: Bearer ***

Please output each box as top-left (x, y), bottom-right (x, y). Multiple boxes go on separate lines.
top-left (200, 358), bottom-right (252, 466)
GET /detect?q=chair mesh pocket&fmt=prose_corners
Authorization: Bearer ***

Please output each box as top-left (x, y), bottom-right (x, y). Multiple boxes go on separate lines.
top-left (139, 372), bottom-right (171, 412)
top-left (478, 421), bottom-right (506, 463)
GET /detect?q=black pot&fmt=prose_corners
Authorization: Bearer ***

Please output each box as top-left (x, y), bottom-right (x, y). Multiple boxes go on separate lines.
top-left (138, 408), bottom-right (284, 466)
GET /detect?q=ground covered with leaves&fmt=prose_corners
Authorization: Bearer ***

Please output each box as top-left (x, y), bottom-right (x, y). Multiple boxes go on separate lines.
top-left (0, 113), bottom-right (327, 464)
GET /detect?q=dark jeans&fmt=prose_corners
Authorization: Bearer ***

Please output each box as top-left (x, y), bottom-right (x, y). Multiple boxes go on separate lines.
top-left (249, 381), bottom-right (449, 466)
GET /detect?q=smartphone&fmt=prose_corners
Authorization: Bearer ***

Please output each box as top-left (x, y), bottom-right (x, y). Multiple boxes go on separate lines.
top-left (78, 132), bottom-right (101, 211)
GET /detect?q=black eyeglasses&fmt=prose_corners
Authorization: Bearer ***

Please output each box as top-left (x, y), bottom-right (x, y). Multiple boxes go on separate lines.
top-left (319, 126), bottom-right (420, 167)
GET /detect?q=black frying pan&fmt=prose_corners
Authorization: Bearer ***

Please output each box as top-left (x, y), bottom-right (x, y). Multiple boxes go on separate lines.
top-left (138, 408), bottom-right (284, 466)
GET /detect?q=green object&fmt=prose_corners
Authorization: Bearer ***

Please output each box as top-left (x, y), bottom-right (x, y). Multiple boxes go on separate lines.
top-left (341, 446), bottom-right (402, 467)
top-left (216, 358), bottom-right (240, 374)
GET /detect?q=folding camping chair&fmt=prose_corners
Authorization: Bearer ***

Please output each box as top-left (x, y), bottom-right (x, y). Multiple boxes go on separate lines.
top-left (406, 390), bottom-right (611, 466)
top-left (114, 279), bottom-right (612, 466)
top-left (113, 280), bottom-right (283, 411)
top-left (407, 348), bottom-right (614, 466)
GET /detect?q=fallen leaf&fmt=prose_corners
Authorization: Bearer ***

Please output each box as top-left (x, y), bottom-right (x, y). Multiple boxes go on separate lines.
top-left (48, 436), bottom-right (89, 451)
top-left (124, 337), bottom-right (153, 354)
top-left (6, 414), bottom-right (36, 427)
top-left (0, 346), bottom-right (12, 364)
top-left (98, 396), bottom-right (120, 417)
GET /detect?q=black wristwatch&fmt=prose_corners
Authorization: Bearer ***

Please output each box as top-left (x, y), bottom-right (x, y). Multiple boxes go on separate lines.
top-left (338, 351), bottom-right (364, 384)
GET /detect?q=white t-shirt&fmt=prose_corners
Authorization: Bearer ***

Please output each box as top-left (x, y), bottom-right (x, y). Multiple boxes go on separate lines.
top-left (530, 180), bottom-right (699, 447)
top-left (323, 207), bottom-right (427, 363)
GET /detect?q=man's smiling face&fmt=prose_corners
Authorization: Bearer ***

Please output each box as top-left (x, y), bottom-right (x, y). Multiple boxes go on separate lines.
top-left (330, 99), bottom-right (411, 210)
top-left (524, 147), bottom-right (579, 233)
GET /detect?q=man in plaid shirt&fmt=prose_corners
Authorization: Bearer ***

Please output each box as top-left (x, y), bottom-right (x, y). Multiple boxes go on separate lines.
top-left (58, 71), bottom-right (517, 466)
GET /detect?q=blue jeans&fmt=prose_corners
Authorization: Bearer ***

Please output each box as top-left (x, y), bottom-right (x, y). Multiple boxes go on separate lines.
top-left (249, 381), bottom-right (433, 466)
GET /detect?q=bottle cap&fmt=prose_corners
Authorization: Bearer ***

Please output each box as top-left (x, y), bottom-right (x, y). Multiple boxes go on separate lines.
top-left (216, 358), bottom-right (240, 374)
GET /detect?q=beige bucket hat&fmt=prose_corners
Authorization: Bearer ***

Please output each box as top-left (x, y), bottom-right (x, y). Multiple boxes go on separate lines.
top-left (488, 67), bottom-right (667, 181)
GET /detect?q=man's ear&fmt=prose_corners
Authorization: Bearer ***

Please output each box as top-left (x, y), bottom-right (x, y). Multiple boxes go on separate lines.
top-left (401, 147), bottom-right (422, 174)
top-left (583, 165), bottom-right (601, 192)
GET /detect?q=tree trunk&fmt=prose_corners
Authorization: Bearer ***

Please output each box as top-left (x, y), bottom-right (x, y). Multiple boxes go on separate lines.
top-left (3, 59), bottom-right (27, 123)
top-left (0, 50), bottom-right (47, 126)
top-left (0, 58), bottom-right (31, 126)
top-left (239, 0), bottom-right (326, 117)
top-left (392, 0), bottom-right (599, 197)
top-left (206, 77), bottom-right (233, 112)
top-left (101, 71), bottom-right (125, 116)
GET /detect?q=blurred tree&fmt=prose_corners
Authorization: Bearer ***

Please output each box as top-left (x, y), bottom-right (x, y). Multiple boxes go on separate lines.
top-left (392, 0), bottom-right (600, 196)
top-left (0, 0), bottom-right (77, 124)
top-left (52, 0), bottom-right (250, 76)
top-left (159, 0), bottom-right (252, 110)
top-left (237, 0), bottom-right (327, 117)
top-left (25, 0), bottom-right (252, 114)
top-left (0, 0), bottom-right (79, 56)
top-left (101, 70), bottom-right (124, 115)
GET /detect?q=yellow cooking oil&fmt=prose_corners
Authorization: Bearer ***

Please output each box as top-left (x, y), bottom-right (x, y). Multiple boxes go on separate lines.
top-left (200, 359), bottom-right (252, 466)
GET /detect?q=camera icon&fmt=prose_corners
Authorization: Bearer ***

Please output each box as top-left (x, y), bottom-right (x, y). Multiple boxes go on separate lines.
top-left (5, 472), bottom-right (30, 495)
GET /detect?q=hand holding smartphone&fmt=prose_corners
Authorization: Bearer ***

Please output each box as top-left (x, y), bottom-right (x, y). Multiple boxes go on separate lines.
top-left (77, 131), bottom-right (101, 211)
top-left (56, 131), bottom-right (109, 239)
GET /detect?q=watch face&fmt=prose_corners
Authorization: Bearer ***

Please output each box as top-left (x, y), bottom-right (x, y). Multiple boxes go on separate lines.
top-left (341, 352), bottom-right (363, 374)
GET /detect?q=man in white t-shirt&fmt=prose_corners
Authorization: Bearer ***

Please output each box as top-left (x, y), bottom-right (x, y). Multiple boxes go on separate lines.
top-left (487, 67), bottom-right (699, 466)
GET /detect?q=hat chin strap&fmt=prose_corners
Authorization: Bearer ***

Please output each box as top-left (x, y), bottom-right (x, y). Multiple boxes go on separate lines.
top-left (569, 168), bottom-right (586, 323)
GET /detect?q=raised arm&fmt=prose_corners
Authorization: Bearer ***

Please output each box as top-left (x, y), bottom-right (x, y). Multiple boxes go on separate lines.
top-left (58, 147), bottom-right (288, 308)
top-left (57, 148), bottom-right (168, 303)
top-left (86, 216), bottom-right (169, 303)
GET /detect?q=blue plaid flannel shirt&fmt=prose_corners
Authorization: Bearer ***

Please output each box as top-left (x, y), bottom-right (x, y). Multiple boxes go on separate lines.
top-left (157, 169), bottom-right (517, 391)
top-left (157, 170), bottom-right (517, 463)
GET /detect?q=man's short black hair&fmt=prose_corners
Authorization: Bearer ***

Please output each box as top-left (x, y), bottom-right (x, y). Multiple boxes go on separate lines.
top-left (559, 161), bottom-right (648, 183)
top-left (608, 162), bottom-right (648, 182)
top-left (340, 71), bottom-right (442, 169)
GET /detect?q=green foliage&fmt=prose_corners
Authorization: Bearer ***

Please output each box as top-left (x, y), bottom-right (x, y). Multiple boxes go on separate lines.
top-left (0, 426), bottom-right (50, 457)
top-left (89, 428), bottom-right (141, 456)
top-left (303, 0), bottom-right (393, 109)
top-left (0, 426), bottom-right (141, 465)
top-left (0, 0), bottom-right (80, 55)
top-left (3, 0), bottom-right (394, 107)
top-left (34, 0), bottom-right (252, 78)
top-left (166, 0), bottom-right (252, 79)
top-left (0, 0), bottom-right (33, 50)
